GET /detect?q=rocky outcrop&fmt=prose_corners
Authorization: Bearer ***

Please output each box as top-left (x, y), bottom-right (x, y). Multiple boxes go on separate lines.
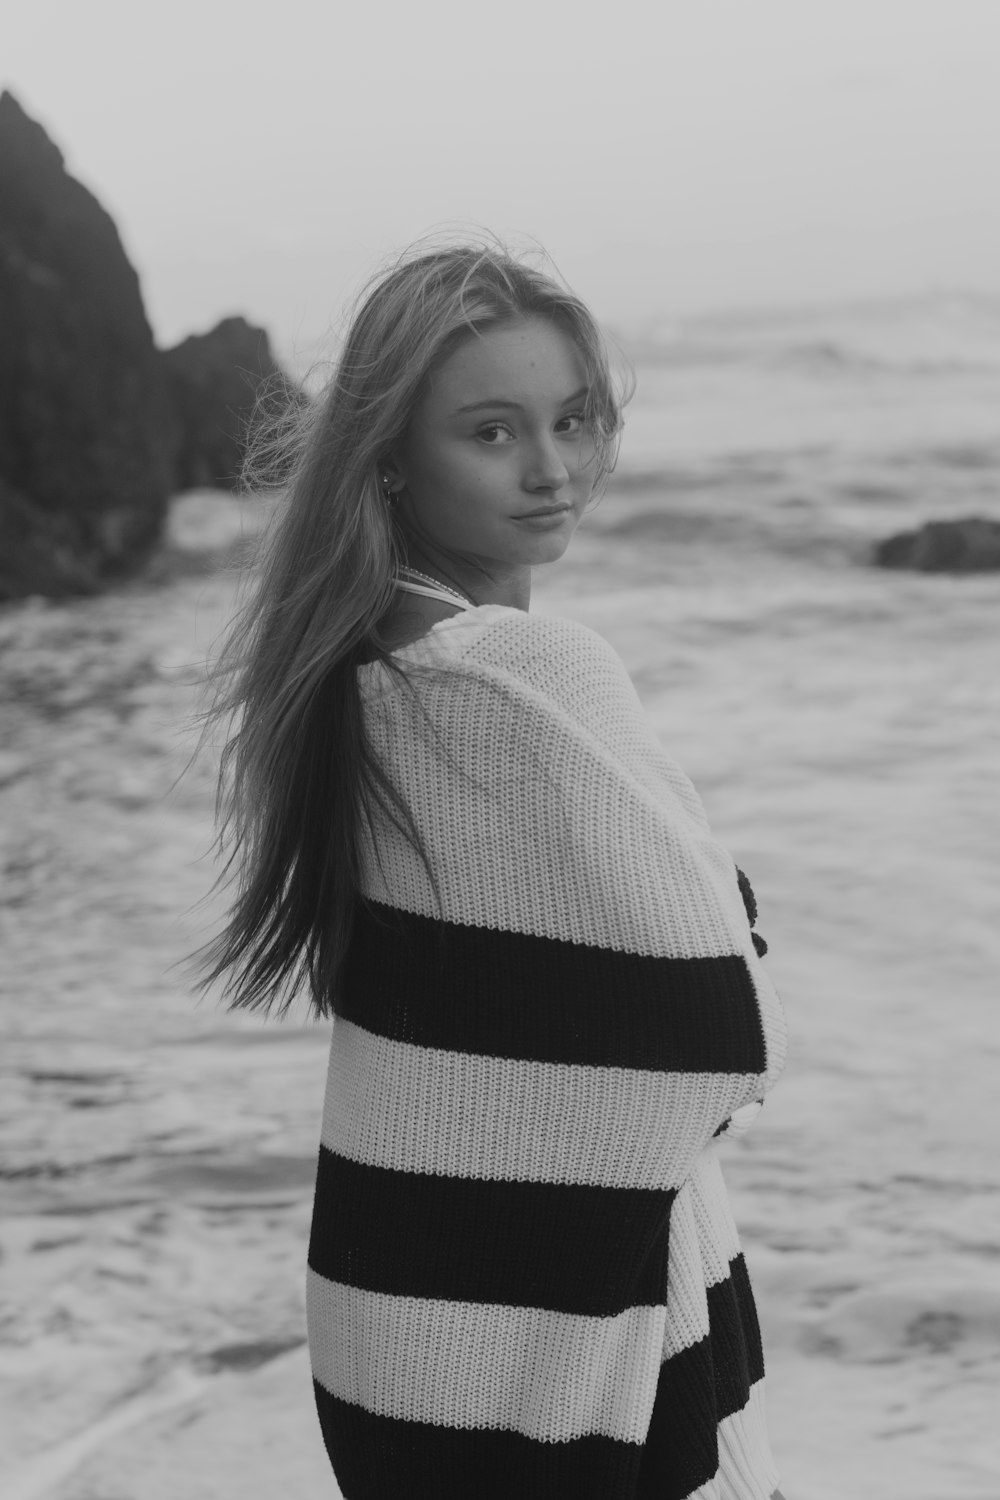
top-left (874, 517), bottom-right (1000, 574)
top-left (0, 91), bottom-right (174, 599)
top-left (162, 317), bottom-right (288, 491)
top-left (0, 93), bottom-right (297, 602)
top-left (0, 474), bottom-right (98, 599)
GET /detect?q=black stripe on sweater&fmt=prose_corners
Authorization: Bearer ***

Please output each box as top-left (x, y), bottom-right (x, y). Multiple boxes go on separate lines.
top-left (309, 1147), bottom-right (674, 1316)
top-left (636, 1252), bottom-right (765, 1498)
top-left (707, 1251), bottom-right (765, 1412)
top-left (310, 1253), bottom-right (765, 1500)
top-left (341, 901), bottom-right (766, 1074)
top-left (313, 1386), bottom-right (646, 1500)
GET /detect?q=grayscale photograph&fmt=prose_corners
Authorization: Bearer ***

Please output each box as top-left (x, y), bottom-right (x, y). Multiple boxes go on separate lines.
top-left (2, 4), bottom-right (998, 1499)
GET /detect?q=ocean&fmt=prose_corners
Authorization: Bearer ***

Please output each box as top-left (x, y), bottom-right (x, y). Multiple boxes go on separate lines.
top-left (2, 292), bottom-right (998, 1499)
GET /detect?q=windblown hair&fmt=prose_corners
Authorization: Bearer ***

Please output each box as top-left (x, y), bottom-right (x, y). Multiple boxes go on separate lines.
top-left (198, 237), bottom-right (631, 1018)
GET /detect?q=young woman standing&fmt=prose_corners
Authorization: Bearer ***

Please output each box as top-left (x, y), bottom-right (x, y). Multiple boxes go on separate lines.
top-left (203, 243), bottom-right (789, 1500)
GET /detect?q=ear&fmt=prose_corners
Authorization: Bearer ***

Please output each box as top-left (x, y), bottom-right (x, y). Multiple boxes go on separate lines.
top-left (379, 459), bottom-right (405, 496)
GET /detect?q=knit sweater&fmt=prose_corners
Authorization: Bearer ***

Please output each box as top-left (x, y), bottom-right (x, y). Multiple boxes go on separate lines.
top-left (307, 605), bottom-right (788, 1500)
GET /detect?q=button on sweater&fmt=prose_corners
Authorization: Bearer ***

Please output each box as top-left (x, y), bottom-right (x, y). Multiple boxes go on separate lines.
top-left (307, 606), bottom-right (788, 1500)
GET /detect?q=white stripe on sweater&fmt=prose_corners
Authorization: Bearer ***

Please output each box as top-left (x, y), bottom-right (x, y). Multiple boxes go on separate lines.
top-left (323, 1019), bottom-right (760, 1191)
top-left (362, 670), bottom-right (761, 959)
top-left (306, 1269), bottom-right (664, 1446)
top-left (717, 1381), bottom-right (780, 1500)
top-left (661, 1179), bottom-right (712, 1360)
top-left (669, 1382), bottom-right (777, 1500)
top-left (687, 1149), bottom-right (748, 1289)
top-left (658, 1161), bottom-right (747, 1363)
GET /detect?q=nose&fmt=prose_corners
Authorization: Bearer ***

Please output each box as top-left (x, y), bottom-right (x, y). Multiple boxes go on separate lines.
top-left (525, 435), bottom-right (570, 493)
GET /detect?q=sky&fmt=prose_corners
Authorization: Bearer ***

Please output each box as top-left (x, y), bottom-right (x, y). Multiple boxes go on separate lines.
top-left (6, 0), bottom-right (1000, 363)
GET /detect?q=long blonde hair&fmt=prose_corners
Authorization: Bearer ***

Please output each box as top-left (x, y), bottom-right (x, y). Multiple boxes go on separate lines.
top-left (200, 239), bottom-right (630, 1017)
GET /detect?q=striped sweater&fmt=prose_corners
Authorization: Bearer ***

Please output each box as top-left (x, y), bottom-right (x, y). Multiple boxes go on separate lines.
top-left (307, 605), bottom-right (788, 1500)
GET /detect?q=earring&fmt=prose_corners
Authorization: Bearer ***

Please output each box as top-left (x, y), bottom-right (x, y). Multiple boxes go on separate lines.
top-left (380, 473), bottom-right (397, 506)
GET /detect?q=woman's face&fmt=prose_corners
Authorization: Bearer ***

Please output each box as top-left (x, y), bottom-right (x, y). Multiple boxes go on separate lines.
top-left (389, 317), bottom-right (597, 576)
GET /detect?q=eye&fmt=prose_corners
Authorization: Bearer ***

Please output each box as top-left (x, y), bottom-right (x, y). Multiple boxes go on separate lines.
top-left (555, 411), bottom-right (586, 436)
top-left (477, 421), bottom-right (516, 444)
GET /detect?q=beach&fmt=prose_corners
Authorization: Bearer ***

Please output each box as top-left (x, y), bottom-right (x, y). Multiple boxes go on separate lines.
top-left (2, 294), bottom-right (999, 1500)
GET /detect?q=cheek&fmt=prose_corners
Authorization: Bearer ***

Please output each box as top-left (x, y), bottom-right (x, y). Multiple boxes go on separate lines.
top-left (573, 434), bottom-right (599, 477)
top-left (436, 451), bottom-right (509, 511)
top-left (576, 454), bottom-right (603, 503)
top-left (411, 441), bottom-right (483, 495)
top-left (407, 454), bottom-right (502, 538)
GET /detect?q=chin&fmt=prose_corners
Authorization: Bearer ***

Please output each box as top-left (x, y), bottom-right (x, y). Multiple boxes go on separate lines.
top-left (528, 533), bottom-right (576, 566)
top-left (511, 525), bottom-right (579, 566)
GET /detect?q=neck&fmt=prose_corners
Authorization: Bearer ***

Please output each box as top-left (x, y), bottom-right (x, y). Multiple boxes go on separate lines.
top-left (404, 547), bottom-right (531, 611)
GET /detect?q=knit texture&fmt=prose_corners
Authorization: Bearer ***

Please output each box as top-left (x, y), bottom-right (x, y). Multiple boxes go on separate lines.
top-left (307, 606), bottom-right (788, 1500)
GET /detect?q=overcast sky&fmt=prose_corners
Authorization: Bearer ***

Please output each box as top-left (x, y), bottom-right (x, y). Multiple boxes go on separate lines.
top-left (6, 0), bottom-right (1000, 359)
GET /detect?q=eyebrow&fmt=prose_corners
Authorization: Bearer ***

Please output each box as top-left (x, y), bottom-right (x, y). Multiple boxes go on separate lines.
top-left (455, 386), bottom-right (589, 415)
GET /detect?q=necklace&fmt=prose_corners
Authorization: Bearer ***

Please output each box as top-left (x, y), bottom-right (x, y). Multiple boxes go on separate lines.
top-left (397, 566), bottom-right (474, 608)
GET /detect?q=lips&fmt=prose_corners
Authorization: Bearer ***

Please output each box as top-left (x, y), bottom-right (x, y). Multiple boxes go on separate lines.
top-left (516, 504), bottom-right (572, 519)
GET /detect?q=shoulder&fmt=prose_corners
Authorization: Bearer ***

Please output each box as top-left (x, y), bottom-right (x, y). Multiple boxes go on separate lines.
top-left (389, 605), bottom-right (637, 723)
top-left (471, 607), bottom-right (624, 667)
top-left (457, 609), bottom-right (712, 834)
top-left (460, 608), bottom-right (641, 722)
top-left (381, 605), bottom-right (660, 781)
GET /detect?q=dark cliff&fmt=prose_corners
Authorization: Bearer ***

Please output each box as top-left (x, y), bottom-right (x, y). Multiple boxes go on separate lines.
top-left (0, 92), bottom-right (296, 601)
top-left (0, 90), bottom-right (175, 598)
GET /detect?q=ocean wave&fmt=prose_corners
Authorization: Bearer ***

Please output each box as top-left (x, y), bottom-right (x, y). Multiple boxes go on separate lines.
top-left (624, 291), bottom-right (1000, 382)
top-left (608, 448), bottom-right (830, 495)
top-left (628, 336), bottom-right (1000, 380)
top-left (610, 441), bottom-right (1000, 511)
top-left (592, 502), bottom-right (867, 571)
top-left (897, 442), bottom-right (1000, 471)
top-left (801, 1280), bottom-right (1000, 1364)
top-left (767, 343), bottom-right (998, 379)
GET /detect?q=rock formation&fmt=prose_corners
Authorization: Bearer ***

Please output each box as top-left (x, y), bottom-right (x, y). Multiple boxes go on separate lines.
top-left (162, 317), bottom-right (289, 491)
top-left (0, 92), bottom-right (296, 601)
top-left (0, 90), bottom-right (174, 599)
top-left (873, 517), bottom-right (1000, 574)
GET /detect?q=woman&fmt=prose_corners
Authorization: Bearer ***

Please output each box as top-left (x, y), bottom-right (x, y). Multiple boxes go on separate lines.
top-left (203, 241), bottom-right (788, 1499)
